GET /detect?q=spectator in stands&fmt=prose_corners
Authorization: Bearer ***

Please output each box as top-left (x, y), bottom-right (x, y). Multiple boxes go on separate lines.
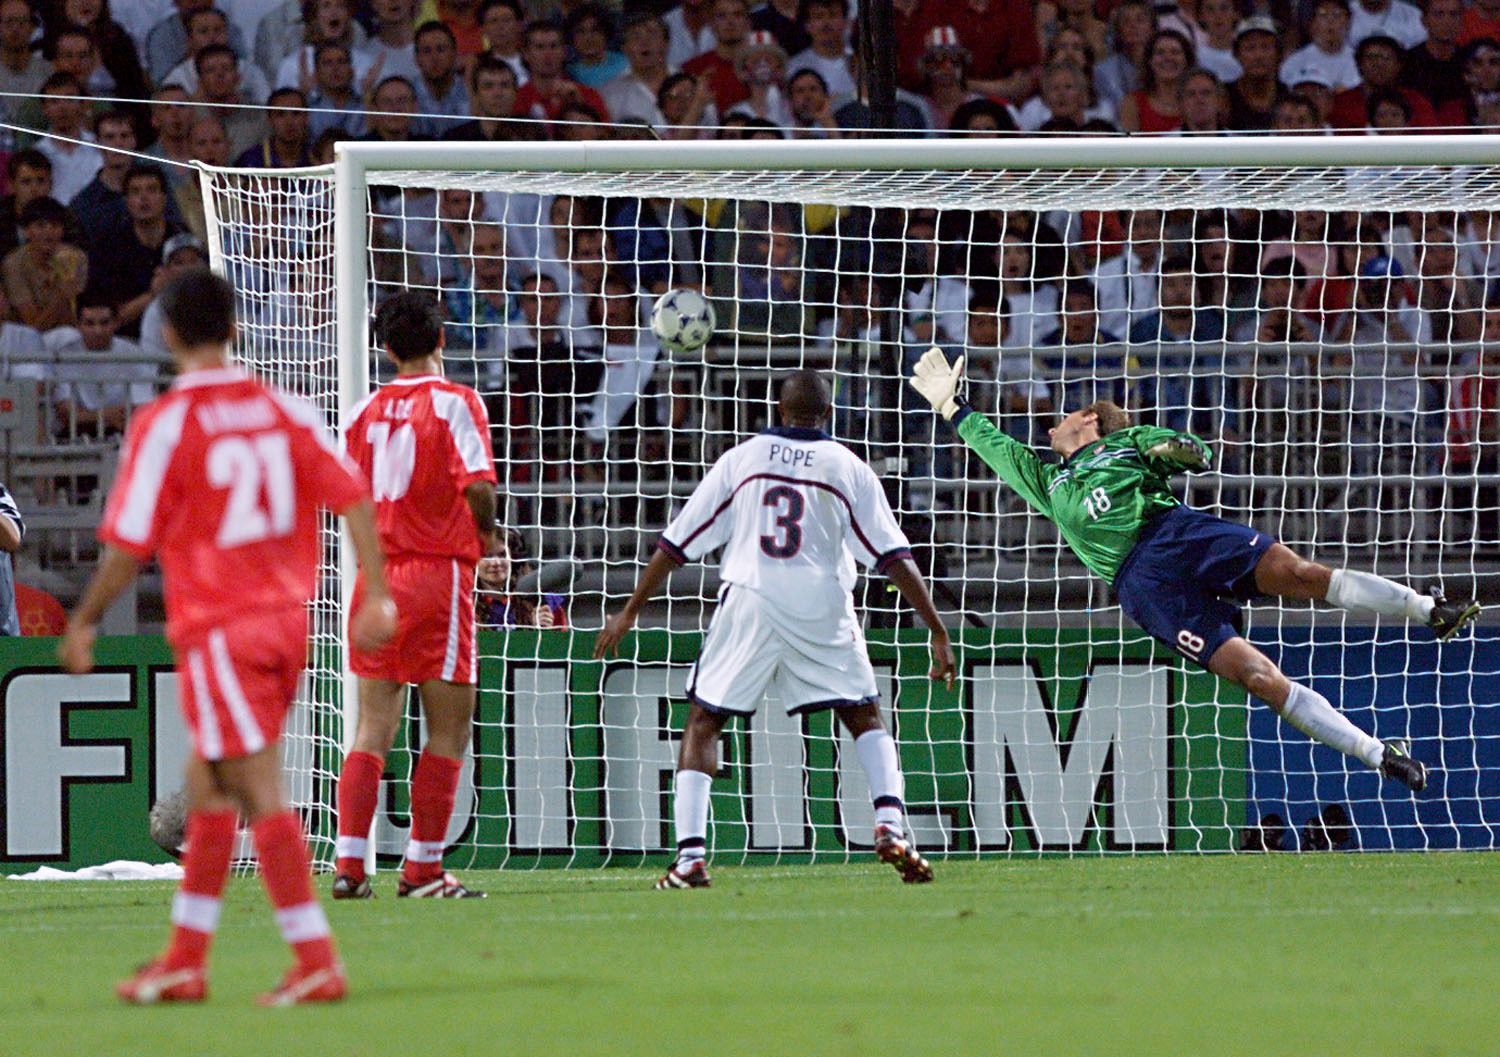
top-left (49, 292), bottom-right (155, 438)
top-left (1405, 0), bottom-right (1465, 117)
top-left (444, 220), bottom-right (515, 357)
top-left (786, 67), bottom-right (840, 137)
top-left (752, 0), bottom-right (808, 55)
top-left (602, 13), bottom-right (674, 124)
top-left (476, 529), bottom-right (567, 628)
top-left (1460, 36), bottom-right (1500, 126)
top-left (1016, 59), bottom-right (1098, 130)
top-left (0, 283), bottom-right (43, 381)
top-left (1095, 0), bottom-right (1155, 108)
top-left (656, 70), bottom-right (716, 138)
top-left (1288, 70), bottom-right (1337, 124)
top-left (273, 0), bottom-right (375, 99)
top-left (918, 26), bottom-right (982, 131)
top-left (0, 477), bottom-right (23, 634)
top-left (86, 164), bottom-right (179, 337)
top-left (1412, 217), bottom-right (1483, 349)
top-left (443, 57), bottom-right (526, 140)
top-left (514, 19), bottom-right (612, 125)
top-left (175, 116), bottom-right (229, 241)
top-left (70, 110), bottom-right (135, 237)
top-left (835, 46), bottom-right (931, 133)
top-left (255, 0), bottom-right (367, 87)
top-left (910, 0), bottom-right (1041, 102)
top-left (1041, 278), bottom-right (1122, 346)
top-left (684, 0), bottom-right (753, 112)
top-left (34, 73), bottom-right (101, 206)
top-left (412, 20), bottom-right (469, 136)
top-left (1331, 34), bottom-right (1436, 127)
top-left (0, 151), bottom-right (83, 259)
top-left (0, 0), bottom-right (47, 127)
top-left (46, 26), bottom-right (109, 99)
top-left (479, 0), bottom-right (526, 84)
top-left (1129, 253), bottom-right (1225, 433)
top-left (665, 0), bottom-right (716, 70)
top-left (728, 30), bottom-right (790, 126)
top-left (556, 100), bottom-right (609, 139)
top-left (1273, 90), bottom-right (1325, 131)
top-left (364, 76), bottom-right (420, 143)
top-left (1227, 15), bottom-right (1289, 129)
top-left (1462, 0), bottom-right (1500, 43)
top-left (999, 230), bottom-right (1060, 349)
top-left (1350, 0), bottom-right (1427, 49)
top-left (137, 230), bottom-right (205, 359)
top-left (585, 275), bottom-right (660, 450)
top-left (963, 293), bottom-right (1052, 442)
top-left (147, 0), bottom-right (248, 84)
top-left (1367, 84), bottom-right (1415, 127)
top-left (1177, 67), bottom-right (1227, 132)
top-left (1235, 255), bottom-right (1315, 343)
top-left (1193, 0), bottom-right (1243, 83)
top-left (1091, 207), bottom-right (1165, 338)
top-left (193, 45), bottom-right (271, 156)
top-left (1039, 277), bottom-right (1127, 407)
top-left (566, 4), bottom-right (626, 87)
top-left (434, 0), bottom-right (483, 58)
top-left (361, 0), bottom-right (420, 86)
top-left (237, 87), bottom-right (312, 166)
top-left (1122, 29), bottom-right (1194, 132)
top-left (306, 43), bottom-right (366, 138)
top-left (144, 86), bottom-right (194, 175)
top-left (1034, 0), bottom-right (1108, 65)
top-left (1282, 0), bottom-right (1361, 91)
top-left (162, 8), bottom-right (269, 101)
top-left (789, 0), bottom-right (855, 100)
top-left (3, 197), bottom-right (86, 331)
top-left (1447, 306), bottom-right (1500, 546)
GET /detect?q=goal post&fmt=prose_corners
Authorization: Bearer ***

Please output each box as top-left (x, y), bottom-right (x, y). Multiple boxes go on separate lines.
top-left (201, 134), bottom-right (1500, 867)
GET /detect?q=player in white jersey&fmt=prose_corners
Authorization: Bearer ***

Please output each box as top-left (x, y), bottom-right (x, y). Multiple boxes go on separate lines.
top-left (596, 370), bottom-right (955, 888)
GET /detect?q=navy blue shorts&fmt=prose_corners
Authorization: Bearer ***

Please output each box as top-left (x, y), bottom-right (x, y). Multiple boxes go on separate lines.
top-left (1113, 505), bottom-right (1275, 667)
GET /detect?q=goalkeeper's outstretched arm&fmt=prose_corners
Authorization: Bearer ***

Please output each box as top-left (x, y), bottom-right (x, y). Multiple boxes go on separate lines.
top-left (908, 347), bottom-right (1057, 516)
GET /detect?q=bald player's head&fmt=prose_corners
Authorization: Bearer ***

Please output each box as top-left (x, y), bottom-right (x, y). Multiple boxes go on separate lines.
top-left (778, 369), bottom-right (832, 426)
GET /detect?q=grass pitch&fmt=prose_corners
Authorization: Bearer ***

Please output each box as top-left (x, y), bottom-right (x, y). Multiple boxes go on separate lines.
top-left (3, 854), bottom-right (1495, 1057)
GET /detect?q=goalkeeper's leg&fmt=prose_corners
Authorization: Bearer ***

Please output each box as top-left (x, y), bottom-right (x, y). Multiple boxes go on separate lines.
top-left (1253, 543), bottom-right (1478, 639)
top-left (835, 703), bottom-right (932, 883)
top-left (1207, 637), bottom-right (1425, 790)
top-left (658, 703), bottom-right (727, 889)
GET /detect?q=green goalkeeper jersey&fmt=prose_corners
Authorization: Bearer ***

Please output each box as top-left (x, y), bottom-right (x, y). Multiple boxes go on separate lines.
top-left (954, 409), bottom-right (1211, 584)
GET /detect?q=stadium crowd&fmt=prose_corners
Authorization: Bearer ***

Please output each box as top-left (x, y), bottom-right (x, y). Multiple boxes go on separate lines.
top-left (0, 0), bottom-right (1498, 625)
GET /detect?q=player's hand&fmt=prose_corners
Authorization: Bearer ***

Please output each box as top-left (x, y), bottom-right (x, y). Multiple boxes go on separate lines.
top-left (59, 620), bottom-right (96, 674)
top-left (352, 594), bottom-right (398, 652)
top-left (928, 630), bottom-right (955, 690)
top-left (910, 348), bottom-right (965, 420)
top-left (1145, 437), bottom-right (1211, 471)
top-left (592, 609), bottom-right (637, 659)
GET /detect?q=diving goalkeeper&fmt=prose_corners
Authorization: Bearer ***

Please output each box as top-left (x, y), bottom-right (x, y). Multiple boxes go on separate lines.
top-left (910, 349), bottom-right (1481, 792)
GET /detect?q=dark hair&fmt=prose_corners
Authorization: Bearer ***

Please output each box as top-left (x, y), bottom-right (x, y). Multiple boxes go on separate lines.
top-left (415, 19), bottom-right (457, 46)
top-left (524, 18), bottom-right (565, 45)
top-left (375, 289), bottom-right (444, 361)
top-left (7, 149), bottom-right (49, 179)
top-left (47, 25), bottom-right (93, 58)
top-left (268, 86), bottom-right (308, 106)
top-left (1059, 277), bottom-right (1097, 305)
top-left (1366, 86), bottom-right (1412, 124)
top-left (1261, 254), bottom-right (1308, 280)
top-left (797, 0), bottom-right (847, 20)
top-left (160, 268), bottom-right (237, 347)
top-left (559, 100), bottom-right (604, 124)
top-left (18, 195), bottom-right (67, 228)
top-left (477, 0), bottom-right (523, 22)
top-left (778, 368), bottom-right (832, 420)
top-left (470, 53), bottom-right (517, 87)
top-left (185, 6), bottom-right (227, 33)
top-left (122, 163), bottom-right (168, 195)
top-left (1355, 33), bottom-right (1401, 63)
top-left (621, 11), bottom-right (668, 41)
top-left (370, 74), bottom-right (415, 99)
top-left (94, 108), bottom-right (135, 136)
top-left (741, 116), bottom-right (785, 137)
top-left (950, 97), bottom-right (1018, 133)
top-left (1160, 252), bottom-right (1195, 274)
top-left (1141, 28), bottom-right (1195, 95)
top-left (1084, 400), bottom-right (1131, 435)
top-left (40, 70), bottom-right (82, 94)
top-left (656, 71), bottom-right (695, 109)
top-left (565, 2), bottom-right (615, 40)
top-left (77, 289), bottom-right (117, 315)
top-left (314, 41), bottom-right (352, 65)
top-left (787, 66), bottom-right (829, 93)
top-left (193, 42), bottom-right (237, 76)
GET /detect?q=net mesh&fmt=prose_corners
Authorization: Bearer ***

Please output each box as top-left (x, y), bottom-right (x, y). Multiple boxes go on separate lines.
top-left (202, 154), bottom-right (1500, 864)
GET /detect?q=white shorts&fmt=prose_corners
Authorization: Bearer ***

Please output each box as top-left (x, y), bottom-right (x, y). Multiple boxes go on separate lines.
top-left (687, 585), bottom-right (880, 716)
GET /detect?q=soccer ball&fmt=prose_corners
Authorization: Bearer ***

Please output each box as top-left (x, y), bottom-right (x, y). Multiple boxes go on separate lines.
top-left (651, 288), bottom-right (716, 354)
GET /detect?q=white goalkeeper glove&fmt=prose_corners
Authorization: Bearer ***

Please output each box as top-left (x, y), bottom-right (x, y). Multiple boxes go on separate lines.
top-left (1146, 436), bottom-right (1211, 471)
top-left (910, 347), bottom-right (965, 420)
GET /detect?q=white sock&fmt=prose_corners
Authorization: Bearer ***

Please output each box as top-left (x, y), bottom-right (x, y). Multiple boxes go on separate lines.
top-left (854, 728), bottom-right (906, 830)
top-left (673, 769), bottom-right (711, 860)
top-left (1326, 569), bottom-right (1433, 623)
top-left (1280, 682), bottom-right (1385, 769)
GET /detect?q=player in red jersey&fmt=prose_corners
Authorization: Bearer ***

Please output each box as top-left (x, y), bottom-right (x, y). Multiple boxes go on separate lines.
top-left (59, 270), bottom-right (397, 1007)
top-left (332, 290), bottom-right (498, 899)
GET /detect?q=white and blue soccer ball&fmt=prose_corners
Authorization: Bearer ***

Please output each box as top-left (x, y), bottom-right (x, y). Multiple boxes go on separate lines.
top-left (650, 287), bottom-right (716, 354)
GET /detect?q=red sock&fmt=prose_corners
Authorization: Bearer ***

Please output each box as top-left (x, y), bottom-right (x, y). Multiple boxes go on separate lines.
top-left (251, 810), bottom-right (338, 971)
top-left (402, 751), bottom-right (462, 885)
top-left (334, 750), bottom-right (384, 881)
top-left (163, 808), bottom-right (237, 969)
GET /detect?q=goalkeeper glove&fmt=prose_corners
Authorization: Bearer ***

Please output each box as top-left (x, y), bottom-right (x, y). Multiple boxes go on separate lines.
top-left (910, 347), bottom-right (965, 420)
top-left (1146, 436), bottom-right (1212, 471)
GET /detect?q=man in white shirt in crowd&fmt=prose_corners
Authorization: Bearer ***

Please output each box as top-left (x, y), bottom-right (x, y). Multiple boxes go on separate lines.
top-left (1280, 0), bottom-right (1361, 91)
top-left (664, 0), bottom-right (716, 69)
top-left (162, 8), bottom-right (270, 101)
top-left (360, 0), bottom-right (422, 87)
top-left (1089, 208), bottom-right (1164, 339)
top-left (1349, 0), bottom-right (1426, 49)
top-left (789, 0), bottom-right (855, 101)
top-left (34, 73), bottom-right (101, 206)
top-left (49, 292), bottom-right (158, 439)
top-left (602, 13), bottom-right (676, 124)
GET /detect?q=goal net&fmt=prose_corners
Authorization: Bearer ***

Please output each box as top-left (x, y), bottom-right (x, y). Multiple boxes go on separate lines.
top-left (201, 136), bottom-right (1500, 866)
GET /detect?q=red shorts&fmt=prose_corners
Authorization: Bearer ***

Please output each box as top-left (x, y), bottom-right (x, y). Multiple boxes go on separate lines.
top-left (174, 607), bottom-right (308, 762)
top-left (350, 555), bottom-right (477, 686)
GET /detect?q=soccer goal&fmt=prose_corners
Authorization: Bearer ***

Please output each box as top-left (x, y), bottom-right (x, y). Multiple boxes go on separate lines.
top-left (200, 135), bottom-right (1500, 868)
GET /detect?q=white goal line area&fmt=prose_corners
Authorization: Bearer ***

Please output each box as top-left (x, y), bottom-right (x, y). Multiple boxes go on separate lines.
top-left (196, 136), bottom-right (1500, 865)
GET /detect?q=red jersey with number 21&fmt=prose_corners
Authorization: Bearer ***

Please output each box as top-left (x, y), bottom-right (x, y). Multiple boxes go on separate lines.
top-left (99, 367), bottom-right (369, 645)
top-left (344, 375), bottom-right (497, 563)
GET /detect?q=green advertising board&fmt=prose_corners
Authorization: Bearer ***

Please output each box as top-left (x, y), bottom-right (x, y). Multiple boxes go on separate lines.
top-left (0, 629), bottom-right (1247, 874)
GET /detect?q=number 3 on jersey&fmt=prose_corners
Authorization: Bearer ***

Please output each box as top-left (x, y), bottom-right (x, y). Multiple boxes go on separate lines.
top-left (1082, 486), bottom-right (1112, 520)
top-left (759, 485), bottom-right (804, 558)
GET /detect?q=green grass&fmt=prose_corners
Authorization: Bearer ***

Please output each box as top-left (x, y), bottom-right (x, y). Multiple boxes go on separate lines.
top-left (3, 855), bottom-right (1496, 1057)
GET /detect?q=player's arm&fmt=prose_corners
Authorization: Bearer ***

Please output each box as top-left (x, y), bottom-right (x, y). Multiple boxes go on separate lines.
top-left (341, 497), bottom-right (397, 652)
top-left (1131, 425), bottom-right (1213, 474)
top-left (465, 481), bottom-right (497, 554)
top-left (909, 348), bottom-right (1056, 516)
top-left (60, 546), bottom-right (143, 673)
top-left (592, 549), bottom-right (677, 659)
top-left (883, 558), bottom-right (955, 689)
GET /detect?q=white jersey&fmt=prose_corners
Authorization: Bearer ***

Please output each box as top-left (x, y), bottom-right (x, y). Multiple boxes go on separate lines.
top-left (660, 426), bottom-right (911, 623)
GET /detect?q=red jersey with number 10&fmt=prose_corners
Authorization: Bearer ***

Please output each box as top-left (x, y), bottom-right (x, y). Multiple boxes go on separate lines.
top-left (344, 375), bottom-right (497, 563)
top-left (99, 367), bottom-right (369, 645)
